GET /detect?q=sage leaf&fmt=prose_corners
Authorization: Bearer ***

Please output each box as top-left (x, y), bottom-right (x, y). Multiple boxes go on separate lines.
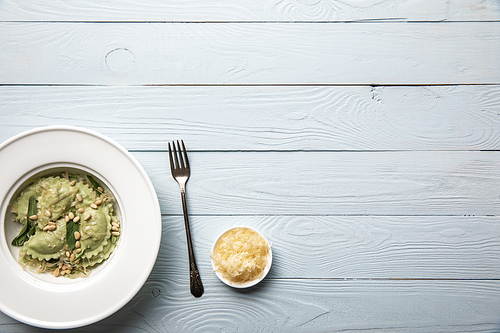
top-left (66, 219), bottom-right (78, 249)
top-left (27, 224), bottom-right (36, 237)
top-left (27, 195), bottom-right (37, 217)
top-left (11, 195), bottom-right (37, 246)
top-left (11, 222), bottom-right (29, 246)
top-left (26, 195), bottom-right (37, 236)
top-left (87, 175), bottom-right (103, 195)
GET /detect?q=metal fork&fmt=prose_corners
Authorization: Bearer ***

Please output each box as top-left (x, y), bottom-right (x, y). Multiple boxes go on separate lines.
top-left (168, 140), bottom-right (204, 297)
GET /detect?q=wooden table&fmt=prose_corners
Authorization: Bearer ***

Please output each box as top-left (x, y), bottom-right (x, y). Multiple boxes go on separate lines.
top-left (1, 1), bottom-right (500, 331)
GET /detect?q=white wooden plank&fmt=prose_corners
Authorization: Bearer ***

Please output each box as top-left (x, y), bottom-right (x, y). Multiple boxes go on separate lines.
top-left (134, 151), bottom-right (500, 216)
top-left (1, 85), bottom-right (499, 151)
top-left (2, 215), bottom-right (500, 329)
top-left (1, 23), bottom-right (499, 85)
top-left (159, 215), bottom-right (500, 279)
top-left (2, 280), bottom-right (499, 332)
top-left (0, 0), bottom-right (499, 22)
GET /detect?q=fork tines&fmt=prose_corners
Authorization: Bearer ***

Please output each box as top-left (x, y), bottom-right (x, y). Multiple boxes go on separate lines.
top-left (168, 140), bottom-right (190, 171)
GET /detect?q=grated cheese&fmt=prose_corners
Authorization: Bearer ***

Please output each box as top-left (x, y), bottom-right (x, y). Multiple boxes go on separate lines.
top-left (211, 227), bottom-right (270, 284)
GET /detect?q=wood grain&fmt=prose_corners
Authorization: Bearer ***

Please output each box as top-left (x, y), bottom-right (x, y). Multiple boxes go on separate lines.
top-left (3, 215), bottom-right (500, 331)
top-left (1, 22), bottom-right (499, 85)
top-left (133, 150), bottom-right (500, 216)
top-left (1, 0), bottom-right (499, 331)
top-left (157, 215), bottom-right (500, 279)
top-left (2, 279), bottom-right (499, 332)
top-left (0, 0), bottom-right (499, 22)
top-left (1, 85), bottom-right (500, 151)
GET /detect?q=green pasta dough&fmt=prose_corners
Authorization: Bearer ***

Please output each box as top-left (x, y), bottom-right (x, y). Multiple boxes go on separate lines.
top-left (12, 173), bottom-right (120, 278)
top-left (23, 219), bottom-right (67, 260)
top-left (79, 206), bottom-right (111, 258)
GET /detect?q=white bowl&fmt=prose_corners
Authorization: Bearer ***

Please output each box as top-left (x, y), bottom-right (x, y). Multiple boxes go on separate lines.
top-left (210, 226), bottom-right (272, 288)
top-left (0, 126), bottom-right (162, 329)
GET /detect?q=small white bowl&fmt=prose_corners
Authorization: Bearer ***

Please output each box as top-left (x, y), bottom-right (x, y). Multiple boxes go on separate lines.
top-left (210, 226), bottom-right (272, 288)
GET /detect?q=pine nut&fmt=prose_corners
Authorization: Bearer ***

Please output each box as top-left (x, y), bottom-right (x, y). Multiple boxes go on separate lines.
top-left (76, 248), bottom-right (82, 254)
top-left (74, 231), bottom-right (81, 240)
top-left (47, 225), bottom-right (56, 231)
top-left (66, 251), bottom-right (70, 258)
top-left (68, 212), bottom-right (74, 220)
top-left (70, 254), bottom-right (76, 262)
top-left (76, 194), bottom-right (83, 202)
top-left (29, 215), bottom-right (38, 220)
top-left (73, 216), bottom-right (80, 223)
top-left (43, 225), bottom-right (50, 231)
top-left (61, 172), bottom-right (67, 178)
top-left (65, 215), bottom-right (70, 223)
top-left (48, 221), bottom-right (56, 225)
top-left (53, 268), bottom-right (60, 277)
top-left (63, 263), bottom-right (71, 270)
top-left (84, 213), bottom-right (91, 221)
top-left (45, 210), bottom-right (51, 217)
top-left (112, 222), bottom-right (119, 228)
top-left (60, 270), bottom-right (66, 276)
top-left (112, 231), bottom-right (120, 237)
top-left (91, 204), bottom-right (97, 209)
top-left (70, 180), bottom-right (76, 186)
top-left (58, 262), bottom-right (64, 269)
top-left (78, 208), bottom-right (84, 213)
top-left (112, 226), bottom-right (119, 232)
top-left (98, 187), bottom-right (104, 193)
top-left (95, 199), bottom-right (102, 206)
top-left (75, 241), bottom-right (81, 249)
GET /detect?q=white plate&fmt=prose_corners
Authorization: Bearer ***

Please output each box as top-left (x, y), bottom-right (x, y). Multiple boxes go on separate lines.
top-left (0, 126), bottom-right (162, 329)
top-left (211, 226), bottom-right (272, 289)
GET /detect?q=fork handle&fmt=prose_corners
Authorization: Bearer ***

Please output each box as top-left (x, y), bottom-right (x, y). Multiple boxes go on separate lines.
top-left (180, 186), bottom-right (204, 298)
